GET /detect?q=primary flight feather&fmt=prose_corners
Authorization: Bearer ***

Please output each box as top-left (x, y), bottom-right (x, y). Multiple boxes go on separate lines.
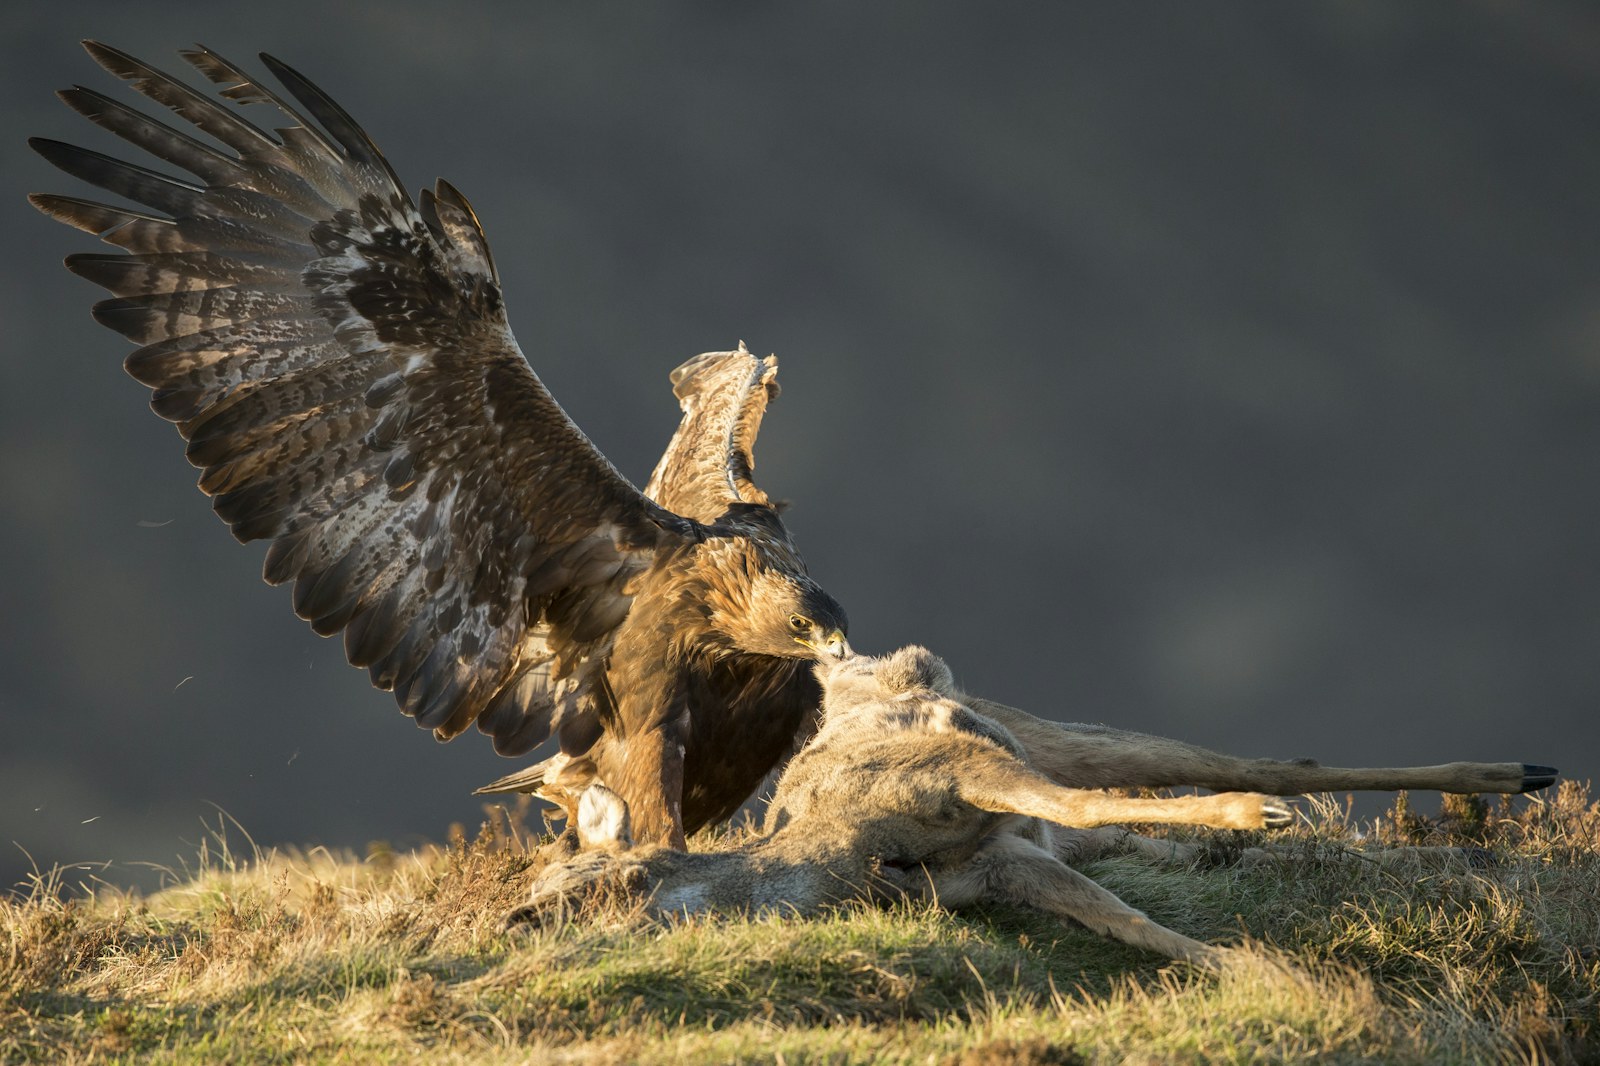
top-left (31, 42), bottom-right (848, 848)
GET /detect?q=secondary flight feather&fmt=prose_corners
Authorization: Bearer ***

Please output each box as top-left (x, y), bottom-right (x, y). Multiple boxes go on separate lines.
top-left (32, 42), bottom-right (848, 848)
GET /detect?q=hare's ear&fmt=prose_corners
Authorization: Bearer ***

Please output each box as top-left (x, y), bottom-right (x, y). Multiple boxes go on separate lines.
top-left (577, 784), bottom-right (633, 850)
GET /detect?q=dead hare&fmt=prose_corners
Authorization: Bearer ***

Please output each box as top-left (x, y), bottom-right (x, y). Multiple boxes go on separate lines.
top-left (511, 646), bottom-right (1557, 963)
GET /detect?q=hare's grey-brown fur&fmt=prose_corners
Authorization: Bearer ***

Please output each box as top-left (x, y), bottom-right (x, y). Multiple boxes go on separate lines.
top-left (514, 644), bottom-right (1557, 960)
top-left (514, 645), bottom-right (1298, 962)
top-left (514, 645), bottom-right (1557, 959)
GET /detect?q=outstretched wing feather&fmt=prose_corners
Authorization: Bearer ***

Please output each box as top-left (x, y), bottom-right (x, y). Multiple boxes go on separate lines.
top-left (34, 42), bottom-right (699, 754)
top-left (56, 85), bottom-right (249, 186)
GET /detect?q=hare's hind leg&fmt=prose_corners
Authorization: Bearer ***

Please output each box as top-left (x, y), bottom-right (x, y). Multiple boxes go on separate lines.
top-left (970, 698), bottom-right (1555, 796)
top-left (932, 834), bottom-right (1220, 964)
top-left (958, 757), bottom-right (1292, 831)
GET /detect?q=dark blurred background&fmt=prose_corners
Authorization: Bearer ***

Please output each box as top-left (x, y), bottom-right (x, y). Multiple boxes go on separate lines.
top-left (4, 2), bottom-right (1598, 893)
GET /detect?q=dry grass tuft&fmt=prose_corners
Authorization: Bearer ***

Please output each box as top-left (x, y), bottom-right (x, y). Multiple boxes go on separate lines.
top-left (4, 787), bottom-right (1597, 1064)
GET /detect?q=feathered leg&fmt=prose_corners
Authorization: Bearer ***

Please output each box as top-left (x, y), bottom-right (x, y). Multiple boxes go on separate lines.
top-left (604, 679), bottom-right (691, 850)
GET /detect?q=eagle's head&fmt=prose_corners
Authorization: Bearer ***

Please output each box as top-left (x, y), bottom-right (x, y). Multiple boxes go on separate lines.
top-left (725, 570), bottom-right (850, 661)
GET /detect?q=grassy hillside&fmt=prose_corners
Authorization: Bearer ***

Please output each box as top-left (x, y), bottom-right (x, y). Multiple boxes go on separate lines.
top-left (5, 785), bottom-right (1597, 1064)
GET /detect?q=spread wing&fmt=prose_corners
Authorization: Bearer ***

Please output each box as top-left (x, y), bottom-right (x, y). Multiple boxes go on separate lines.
top-left (644, 344), bottom-right (782, 524)
top-left (31, 42), bottom-right (701, 755)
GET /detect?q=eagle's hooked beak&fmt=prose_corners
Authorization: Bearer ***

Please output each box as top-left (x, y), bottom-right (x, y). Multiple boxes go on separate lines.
top-left (796, 626), bottom-right (851, 660)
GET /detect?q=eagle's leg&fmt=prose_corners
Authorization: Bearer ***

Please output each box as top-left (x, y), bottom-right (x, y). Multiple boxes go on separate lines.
top-left (607, 682), bottom-right (692, 850)
top-left (616, 724), bottom-right (689, 849)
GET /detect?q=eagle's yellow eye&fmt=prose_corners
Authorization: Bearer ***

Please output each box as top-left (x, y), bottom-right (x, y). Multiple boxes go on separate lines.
top-left (789, 614), bottom-right (810, 632)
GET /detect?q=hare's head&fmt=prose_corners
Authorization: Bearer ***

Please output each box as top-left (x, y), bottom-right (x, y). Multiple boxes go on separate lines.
top-left (814, 646), bottom-right (958, 726)
top-left (873, 645), bottom-right (955, 697)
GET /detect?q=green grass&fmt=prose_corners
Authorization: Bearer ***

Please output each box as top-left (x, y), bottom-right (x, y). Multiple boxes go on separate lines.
top-left (5, 786), bottom-right (1598, 1064)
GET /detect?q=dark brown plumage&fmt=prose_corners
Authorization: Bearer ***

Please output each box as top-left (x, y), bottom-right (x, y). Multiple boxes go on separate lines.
top-left (482, 351), bottom-right (839, 842)
top-left (31, 42), bottom-right (846, 849)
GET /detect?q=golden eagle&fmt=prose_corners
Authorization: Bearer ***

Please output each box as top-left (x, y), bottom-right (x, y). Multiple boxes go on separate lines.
top-left (31, 42), bottom-right (848, 849)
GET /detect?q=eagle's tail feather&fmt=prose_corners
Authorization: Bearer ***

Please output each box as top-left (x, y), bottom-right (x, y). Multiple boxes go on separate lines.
top-left (473, 762), bottom-right (548, 796)
top-left (474, 748), bottom-right (600, 799)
